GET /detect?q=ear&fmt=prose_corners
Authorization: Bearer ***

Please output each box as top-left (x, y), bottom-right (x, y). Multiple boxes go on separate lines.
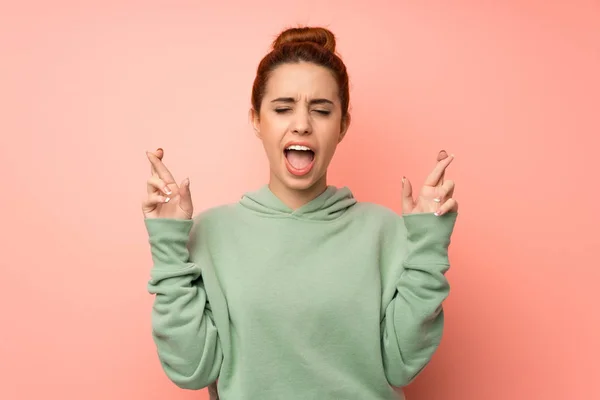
top-left (249, 108), bottom-right (261, 138)
top-left (338, 114), bottom-right (351, 143)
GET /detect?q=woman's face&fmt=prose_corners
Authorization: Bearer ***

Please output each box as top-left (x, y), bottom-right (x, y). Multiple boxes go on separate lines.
top-left (252, 62), bottom-right (349, 194)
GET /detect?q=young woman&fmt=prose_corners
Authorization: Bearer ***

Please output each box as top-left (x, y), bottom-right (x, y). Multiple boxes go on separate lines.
top-left (142, 26), bottom-right (458, 400)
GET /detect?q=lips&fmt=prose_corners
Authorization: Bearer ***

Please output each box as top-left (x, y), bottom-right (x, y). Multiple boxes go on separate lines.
top-left (283, 142), bottom-right (316, 176)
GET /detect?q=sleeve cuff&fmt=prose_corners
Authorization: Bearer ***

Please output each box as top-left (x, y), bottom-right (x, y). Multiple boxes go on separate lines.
top-left (144, 218), bottom-right (194, 266)
top-left (402, 212), bottom-right (458, 266)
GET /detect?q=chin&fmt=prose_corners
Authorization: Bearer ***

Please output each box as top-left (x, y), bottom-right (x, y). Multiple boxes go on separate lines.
top-left (284, 177), bottom-right (320, 192)
top-left (276, 168), bottom-right (325, 193)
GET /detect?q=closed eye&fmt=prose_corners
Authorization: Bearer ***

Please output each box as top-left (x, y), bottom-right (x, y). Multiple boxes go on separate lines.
top-left (274, 108), bottom-right (331, 115)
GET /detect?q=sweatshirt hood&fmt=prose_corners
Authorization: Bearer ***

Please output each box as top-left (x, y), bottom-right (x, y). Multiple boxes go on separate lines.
top-left (239, 185), bottom-right (357, 221)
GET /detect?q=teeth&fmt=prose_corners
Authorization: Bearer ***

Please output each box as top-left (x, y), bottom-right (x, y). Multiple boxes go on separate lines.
top-left (286, 145), bottom-right (312, 151)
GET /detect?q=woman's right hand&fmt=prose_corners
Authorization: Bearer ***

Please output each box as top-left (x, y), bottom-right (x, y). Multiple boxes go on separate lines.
top-left (142, 148), bottom-right (194, 220)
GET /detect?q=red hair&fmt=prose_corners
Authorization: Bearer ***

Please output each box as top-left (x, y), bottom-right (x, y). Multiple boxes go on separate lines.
top-left (251, 27), bottom-right (350, 121)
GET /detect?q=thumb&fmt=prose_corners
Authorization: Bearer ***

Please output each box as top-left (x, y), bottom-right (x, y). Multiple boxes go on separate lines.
top-left (401, 176), bottom-right (415, 214)
top-left (178, 178), bottom-right (194, 218)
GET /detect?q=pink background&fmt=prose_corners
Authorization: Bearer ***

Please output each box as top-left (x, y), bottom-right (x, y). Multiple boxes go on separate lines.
top-left (2, 1), bottom-right (599, 399)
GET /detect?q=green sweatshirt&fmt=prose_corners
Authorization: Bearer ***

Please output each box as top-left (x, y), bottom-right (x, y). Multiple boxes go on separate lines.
top-left (144, 185), bottom-right (457, 400)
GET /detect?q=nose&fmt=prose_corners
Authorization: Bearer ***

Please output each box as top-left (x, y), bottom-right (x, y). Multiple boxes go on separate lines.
top-left (291, 110), bottom-right (312, 136)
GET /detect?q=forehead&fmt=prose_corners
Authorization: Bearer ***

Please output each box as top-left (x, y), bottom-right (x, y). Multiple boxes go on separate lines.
top-left (264, 62), bottom-right (339, 101)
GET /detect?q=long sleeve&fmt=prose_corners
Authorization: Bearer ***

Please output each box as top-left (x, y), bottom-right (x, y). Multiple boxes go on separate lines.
top-left (381, 212), bottom-right (458, 387)
top-left (145, 217), bottom-right (223, 390)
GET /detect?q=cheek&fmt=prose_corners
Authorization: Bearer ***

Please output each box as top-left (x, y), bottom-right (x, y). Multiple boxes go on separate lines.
top-left (258, 120), bottom-right (284, 158)
top-left (315, 136), bottom-right (340, 164)
top-left (321, 121), bottom-right (343, 148)
top-left (260, 115), bottom-right (284, 138)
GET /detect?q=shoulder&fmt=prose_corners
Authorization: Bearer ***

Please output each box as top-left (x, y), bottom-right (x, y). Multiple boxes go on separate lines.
top-left (186, 203), bottom-right (239, 245)
top-left (349, 201), bottom-right (405, 235)
top-left (192, 203), bottom-right (238, 227)
top-left (351, 201), bottom-right (402, 223)
top-left (352, 201), bottom-right (458, 237)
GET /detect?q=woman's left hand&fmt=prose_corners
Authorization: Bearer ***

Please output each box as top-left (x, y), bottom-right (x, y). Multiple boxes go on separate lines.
top-left (402, 150), bottom-right (459, 216)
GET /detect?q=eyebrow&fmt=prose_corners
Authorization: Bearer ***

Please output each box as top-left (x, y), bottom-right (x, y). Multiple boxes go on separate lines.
top-left (270, 97), bottom-right (334, 106)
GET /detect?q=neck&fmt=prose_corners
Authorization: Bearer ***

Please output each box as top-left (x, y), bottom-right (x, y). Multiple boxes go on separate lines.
top-left (268, 173), bottom-right (328, 210)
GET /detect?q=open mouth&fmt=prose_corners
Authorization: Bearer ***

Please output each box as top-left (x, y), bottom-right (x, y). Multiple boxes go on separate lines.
top-left (284, 144), bottom-right (315, 175)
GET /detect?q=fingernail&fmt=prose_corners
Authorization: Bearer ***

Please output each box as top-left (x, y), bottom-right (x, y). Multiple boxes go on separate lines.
top-left (163, 187), bottom-right (172, 195)
top-left (402, 176), bottom-right (405, 187)
top-left (434, 198), bottom-right (441, 203)
top-left (434, 211), bottom-right (440, 216)
top-left (157, 148), bottom-right (163, 152)
top-left (164, 197), bottom-right (170, 203)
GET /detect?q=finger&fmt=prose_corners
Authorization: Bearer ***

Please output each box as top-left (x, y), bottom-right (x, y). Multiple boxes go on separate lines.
top-left (401, 176), bottom-right (415, 214)
top-left (142, 193), bottom-right (170, 210)
top-left (436, 150), bottom-right (448, 163)
top-left (436, 150), bottom-right (448, 187)
top-left (147, 175), bottom-right (173, 196)
top-left (147, 151), bottom-right (176, 184)
top-left (424, 152), bottom-right (454, 187)
top-left (434, 198), bottom-right (458, 217)
top-left (178, 177), bottom-right (193, 218)
top-left (434, 179), bottom-right (455, 202)
top-left (149, 148), bottom-right (164, 176)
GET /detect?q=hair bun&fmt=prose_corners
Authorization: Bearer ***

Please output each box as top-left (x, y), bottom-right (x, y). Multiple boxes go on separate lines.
top-left (272, 27), bottom-right (336, 53)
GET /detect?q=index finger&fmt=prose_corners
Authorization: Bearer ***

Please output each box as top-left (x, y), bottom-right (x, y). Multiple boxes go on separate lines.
top-left (424, 152), bottom-right (454, 187)
top-left (149, 148), bottom-right (164, 176)
top-left (436, 150), bottom-right (448, 187)
top-left (147, 151), bottom-right (176, 184)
